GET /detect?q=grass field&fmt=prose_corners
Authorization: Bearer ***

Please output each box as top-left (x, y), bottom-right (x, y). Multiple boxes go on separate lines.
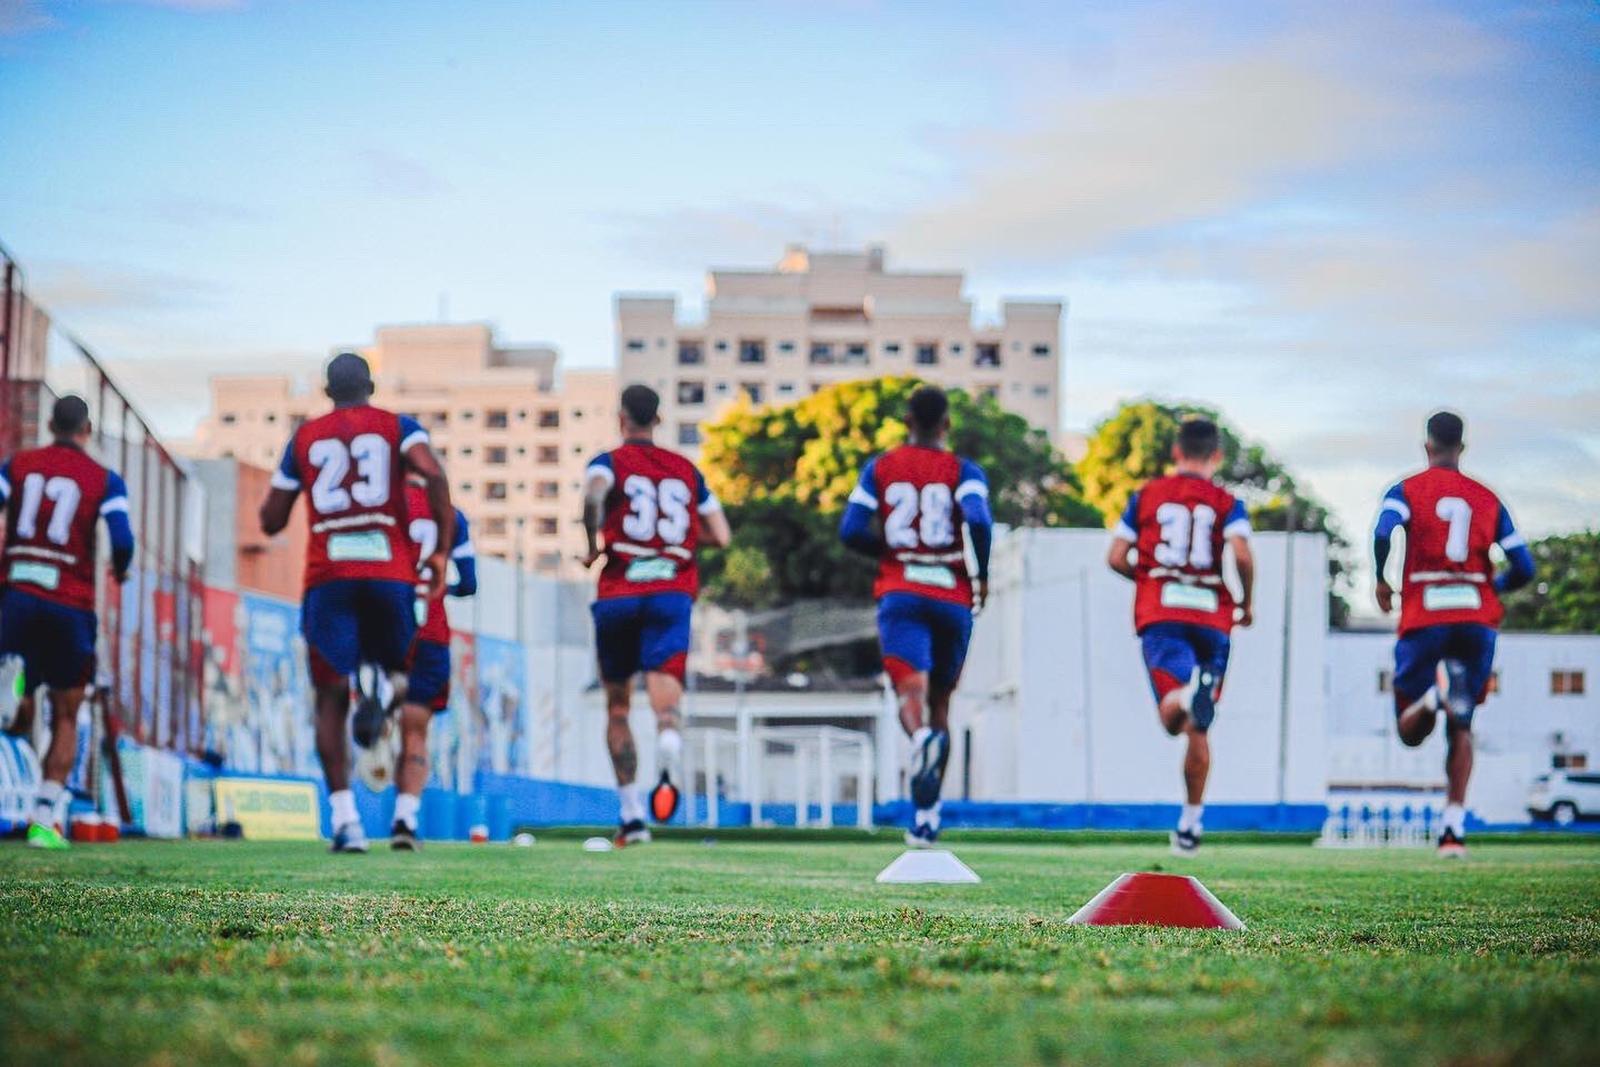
top-left (4, 835), bottom-right (1600, 1066)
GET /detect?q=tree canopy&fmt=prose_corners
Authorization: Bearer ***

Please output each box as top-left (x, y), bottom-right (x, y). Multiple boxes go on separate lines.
top-left (698, 376), bottom-right (1100, 605)
top-left (1501, 530), bottom-right (1600, 634)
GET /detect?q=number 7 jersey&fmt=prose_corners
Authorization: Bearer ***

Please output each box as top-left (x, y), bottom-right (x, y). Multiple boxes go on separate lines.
top-left (586, 442), bottom-right (720, 600)
top-left (1380, 466), bottom-right (1519, 634)
top-left (1117, 473), bottom-right (1251, 633)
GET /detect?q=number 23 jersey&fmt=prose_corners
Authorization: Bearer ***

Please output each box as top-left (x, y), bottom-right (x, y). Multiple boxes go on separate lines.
top-left (273, 405), bottom-right (427, 590)
top-left (1117, 474), bottom-right (1250, 633)
top-left (586, 442), bottom-right (720, 601)
top-left (1381, 466), bottom-right (1518, 634)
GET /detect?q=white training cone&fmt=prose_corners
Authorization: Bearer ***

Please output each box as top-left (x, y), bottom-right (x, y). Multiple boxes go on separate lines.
top-left (876, 849), bottom-right (981, 884)
top-left (582, 836), bottom-right (614, 852)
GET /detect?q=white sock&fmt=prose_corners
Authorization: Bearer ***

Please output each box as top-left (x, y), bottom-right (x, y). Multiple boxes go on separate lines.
top-left (619, 783), bottom-right (645, 823)
top-left (909, 726), bottom-right (931, 751)
top-left (1423, 686), bottom-right (1441, 712)
top-left (394, 792), bottom-right (421, 830)
top-left (33, 779), bottom-right (64, 826)
top-left (915, 802), bottom-right (941, 831)
top-left (1179, 803), bottom-right (1204, 833)
top-left (1176, 672), bottom-right (1199, 714)
top-left (658, 727), bottom-right (683, 771)
top-left (1442, 803), bottom-right (1466, 836)
top-left (329, 789), bottom-right (358, 828)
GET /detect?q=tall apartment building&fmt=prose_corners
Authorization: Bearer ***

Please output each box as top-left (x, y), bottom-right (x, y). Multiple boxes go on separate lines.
top-left (615, 244), bottom-right (1063, 455)
top-left (193, 324), bottom-right (617, 575)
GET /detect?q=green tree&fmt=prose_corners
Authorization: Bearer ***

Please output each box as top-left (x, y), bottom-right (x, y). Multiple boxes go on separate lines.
top-left (1078, 399), bottom-right (1352, 624)
top-left (1501, 530), bottom-right (1600, 633)
top-left (699, 376), bottom-right (1101, 605)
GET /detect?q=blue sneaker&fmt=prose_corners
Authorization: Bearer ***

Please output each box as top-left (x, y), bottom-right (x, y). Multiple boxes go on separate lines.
top-left (904, 822), bottom-right (939, 849)
top-left (1441, 659), bottom-right (1476, 727)
top-left (1190, 670), bottom-right (1217, 733)
top-left (330, 820), bottom-right (369, 854)
top-left (1170, 826), bottom-right (1202, 857)
top-left (909, 730), bottom-right (950, 810)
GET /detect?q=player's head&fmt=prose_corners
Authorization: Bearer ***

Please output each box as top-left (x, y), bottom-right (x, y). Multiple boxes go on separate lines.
top-left (1425, 409), bottom-right (1465, 465)
top-left (619, 383), bottom-right (661, 435)
top-left (324, 351), bottom-right (375, 405)
top-left (48, 394), bottom-right (92, 444)
top-left (906, 385), bottom-right (950, 442)
top-left (1171, 415), bottom-right (1222, 472)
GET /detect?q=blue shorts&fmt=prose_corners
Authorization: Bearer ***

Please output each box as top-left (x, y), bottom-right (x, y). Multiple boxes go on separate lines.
top-left (1140, 622), bottom-right (1231, 704)
top-left (301, 579), bottom-right (417, 688)
top-left (0, 588), bottom-right (96, 692)
top-left (1394, 623), bottom-right (1497, 721)
top-left (878, 592), bottom-right (974, 690)
top-left (592, 593), bottom-right (693, 683)
top-left (408, 638), bottom-right (451, 712)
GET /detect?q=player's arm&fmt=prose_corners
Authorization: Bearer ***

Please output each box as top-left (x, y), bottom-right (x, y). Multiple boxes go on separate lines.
top-left (838, 460), bottom-right (883, 558)
top-left (579, 454), bottom-right (613, 568)
top-left (1224, 499), bottom-right (1254, 627)
top-left (101, 471), bottom-right (135, 584)
top-left (448, 508), bottom-right (477, 598)
top-left (1372, 483), bottom-right (1408, 614)
top-left (695, 471), bottom-right (731, 549)
top-left (1106, 493), bottom-right (1139, 580)
top-left (957, 460), bottom-right (994, 609)
top-left (1492, 503), bottom-right (1535, 594)
top-left (400, 416), bottom-right (453, 597)
top-left (259, 439), bottom-right (301, 536)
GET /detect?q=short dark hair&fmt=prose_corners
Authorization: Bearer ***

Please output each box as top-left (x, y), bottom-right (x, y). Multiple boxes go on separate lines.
top-left (325, 351), bottom-right (374, 403)
top-left (50, 394), bottom-right (91, 436)
top-left (906, 385), bottom-right (949, 433)
top-left (1426, 410), bottom-right (1464, 449)
top-left (1175, 415), bottom-right (1220, 460)
top-left (620, 383), bottom-right (660, 428)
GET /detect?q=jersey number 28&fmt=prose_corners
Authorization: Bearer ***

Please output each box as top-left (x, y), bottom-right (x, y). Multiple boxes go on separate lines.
top-left (884, 482), bottom-right (955, 549)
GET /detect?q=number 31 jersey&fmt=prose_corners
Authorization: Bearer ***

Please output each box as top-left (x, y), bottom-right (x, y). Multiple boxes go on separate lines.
top-left (854, 445), bottom-right (988, 607)
top-left (1381, 467), bottom-right (1518, 634)
top-left (273, 405), bottom-right (427, 590)
top-left (586, 442), bottom-right (720, 601)
top-left (1117, 473), bottom-right (1250, 634)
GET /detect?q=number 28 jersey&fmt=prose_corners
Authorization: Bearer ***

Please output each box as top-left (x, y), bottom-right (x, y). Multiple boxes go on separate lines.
top-left (1116, 474), bottom-right (1251, 634)
top-left (273, 405), bottom-right (428, 590)
top-left (853, 445), bottom-right (989, 607)
top-left (1381, 467), bottom-right (1518, 634)
top-left (586, 442), bottom-right (720, 601)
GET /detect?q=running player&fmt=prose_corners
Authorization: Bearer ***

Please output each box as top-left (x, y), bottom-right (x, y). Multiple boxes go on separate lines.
top-left (580, 384), bottom-right (730, 847)
top-left (1373, 410), bottom-right (1534, 858)
top-left (258, 353), bottom-right (452, 853)
top-left (0, 396), bottom-right (135, 849)
top-left (839, 385), bottom-right (993, 848)
top-left (392, 478), bottom-right (475, 850)
top-left (1107, 416), bottom-right (1254, 857)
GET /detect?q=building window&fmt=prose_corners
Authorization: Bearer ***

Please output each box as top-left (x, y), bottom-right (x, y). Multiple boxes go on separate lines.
top-left (975, 343), bottom-right (1001, 367)
top-left (1032, 343), bottom-right (1052, 357)
top-left (1033, 384), bottom-right (1050, 397)
top-left (221, 413), bottom-right (237, 425)
top-left (678, 380), bottom-right (706, 405)
top-left (516, 409), bottom-right (528, 422)
top-left (777, 382), bottom-right (796, 397)
top-left (678, 341), bottom-right (703, 366)
top-left (714, 339), bottom-right (729, 352)
top-left (536, 517), bottom-right (559, 536)
top-left (679, 422), bottom-right (701, 447)
top-left (515, 481), bottom-right (526, 493)
top-left (485, 482), bottom-right (508, 501)
top-left (977, 384), bottom-right (1000, 401)
top-left (810, 342), bottom-right (834, 365)
top-left (537, 445), bottom-right (559, 464)
top-left (483, 517), bottom-right (507, 536)
top-left (1552, 670), bottom-right (1587, 696)
top-left (486, 446), bottom-right (508, 465)
top-left (949, 343), bottom-right (964, 355)
top-left (845, 343), bottom-right (868, 364)
top-left (486, 409), bottom-right (508, 429)
top-left (883, 342), bottom-right (901, 356)
top-left (459, 410), bottom-right (475, 421)
top-left (915, 342), bottom-right (938, 366)
top-left (428, 411), bottom-right (449, 427)
top-left (739, 339), bottom-right (766, 364)
top-left (538, 409), bottom-right (560, 428)
top-left (461, 446), bottom-right (475, 457)
top-left (535, 551), bottom-right (562, 571)
top-left (778, 340), bottom-right (796, 354)
top-left (625, 338), bottom-right (646, 351)
top-left (536, 481), bottom-right (560, 499)
top-left (438, 447), bottom-right (449, 460)
top-left (741, 382), bottom-right (764, 404)
top-left (265, 413), bottom-right (278, 424)
top-left (714, 381), bottom-right (731, 395)
top-left (459, 481), bottom-right (474, 494)
top-left (1377, 670), bottom-right (1393, 694)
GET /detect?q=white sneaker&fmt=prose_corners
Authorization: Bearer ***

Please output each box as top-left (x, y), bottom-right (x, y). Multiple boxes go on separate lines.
top-left (330, 820), bottom-right (369, 853)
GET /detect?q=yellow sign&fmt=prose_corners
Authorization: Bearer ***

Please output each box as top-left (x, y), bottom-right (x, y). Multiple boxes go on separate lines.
top-left (213, 777), bottom-right (322, 841)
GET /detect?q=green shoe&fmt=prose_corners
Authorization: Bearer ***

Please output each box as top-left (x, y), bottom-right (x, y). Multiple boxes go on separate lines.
top-left (26, 823), bottom-right (69, 850)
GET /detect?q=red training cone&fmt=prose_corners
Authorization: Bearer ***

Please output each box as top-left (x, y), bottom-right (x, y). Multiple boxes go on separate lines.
top-left (1068, 872), bottom-right (1244, 930)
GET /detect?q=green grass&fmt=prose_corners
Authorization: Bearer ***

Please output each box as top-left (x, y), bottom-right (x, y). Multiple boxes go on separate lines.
top-left (3, 837), bottom-right (1599, 1066)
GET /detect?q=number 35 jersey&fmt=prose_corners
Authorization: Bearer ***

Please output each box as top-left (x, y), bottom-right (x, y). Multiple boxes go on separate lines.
top-left (0, 444), bottom-right (128, 612)
top-left (273, 405), bottom-right (427, 590)
top-left (1117, 474), bottom-right (1250, 634)
top-left (1380, 467), bottom-right (1518, 634)
top-left (854, 445), bottom-right (988, 607)
top-left (586, 442), bottom-right (720, 601)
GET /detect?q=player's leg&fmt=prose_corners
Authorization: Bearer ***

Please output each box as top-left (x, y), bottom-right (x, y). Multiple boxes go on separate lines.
top-left (0, 589), bottom-right (37, 740)
top-left (640, 593), bottom-right (692, 823)
top-left (1393, 628), bottom-right (1444, 748)
top-left (302, 583), bottom-right (367, 852)
top-left (593, 597), bottom-right (649, 844)
top-left (1140, 624), bottom-right (1199, 736)
top-left (908, 601), bottom-right (973, 846)
top-left (393, 637), bottom-right (448, 850)
top-left (1436, 625), bottom-right (1495, 857)
top-left (10, 596), bottom-right (94, 848)
top-left (350, 583), bottom-right (413, 748)
top-left (1173, 628), bottom-right (1230, 856)
top-left (878, 594), bottom-right (943, 845)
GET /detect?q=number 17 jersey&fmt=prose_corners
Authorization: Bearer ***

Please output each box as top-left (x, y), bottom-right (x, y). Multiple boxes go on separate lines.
top-left (586, 442), bottom-right (720, 601)
top-left (1117, 473), bottom-right (1250, 634)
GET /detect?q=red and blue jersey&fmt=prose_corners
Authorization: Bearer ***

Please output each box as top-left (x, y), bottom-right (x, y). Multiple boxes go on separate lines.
top-left (405, 483), bottom-right (475, 644)
top-left (0, 443), bottom-right (133, 612)
top-left (840, 445), bottom-right (992, 607)
top-left (1374, 466), bottom-right (1526, 634)
top-left (586, 441), bottom-right (719, 601)
top-left (1116, 474), bottom-right (1250, 634)
top-left (273, 404), bottom-right (427, 591)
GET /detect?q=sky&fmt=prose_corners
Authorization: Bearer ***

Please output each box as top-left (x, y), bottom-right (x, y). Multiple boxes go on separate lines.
top-left (2, 0), bottom-right (1597, 568)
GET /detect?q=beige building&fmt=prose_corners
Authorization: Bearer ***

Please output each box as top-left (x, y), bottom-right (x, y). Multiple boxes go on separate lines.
top-left (193, 323), bottom-right (617, 574)
top-left (615, 244), bottom-right (1064, 454)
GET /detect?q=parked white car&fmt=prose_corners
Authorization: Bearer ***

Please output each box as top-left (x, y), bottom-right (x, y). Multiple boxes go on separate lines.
top-left (1527, 771), bottom-right (1600, 826)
